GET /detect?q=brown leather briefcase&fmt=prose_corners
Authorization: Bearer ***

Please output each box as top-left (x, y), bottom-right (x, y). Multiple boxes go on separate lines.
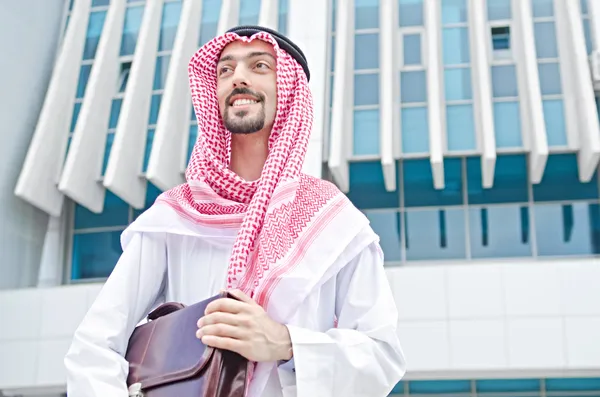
top-left (125, 291), bottom-right (249, 397)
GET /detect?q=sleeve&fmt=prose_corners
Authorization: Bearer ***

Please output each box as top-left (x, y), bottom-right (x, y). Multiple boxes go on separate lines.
top-left (64, 232), bottom-right (168, 397)
top-left (278, 241), bottom-right (406, 397)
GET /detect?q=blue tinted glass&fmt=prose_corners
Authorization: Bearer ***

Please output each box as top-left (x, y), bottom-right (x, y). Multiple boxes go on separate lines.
top-left (532, 0), bottom-right (554, 17)
top-left (239, 0), bottom-right (261, 25)
top-left (353, 109), bottom-right (380, 155)
top-left (542, 100), bottom-right (567, 147)
top-left (487, 0), bottom-right (511, 20)
top-left (120, 6), bottom-right (145, 56)
top-left (546, 378), bottom-right (600, 391)
top-left (92, 0), bottom-right (110, 6)
top-left (329, 75), bottom-right (334, 106)
top-left (188, 124), bottom-right (198, 162)
top-left (401, 71), bottom-right (426, 103)
top-left (278, 0), bottom-right (288, 35)
top-left (469, 206), bottom-right (532, 258)
top-left (356, 0), bottom-right (379, 29)
top-left (399, 0), bottom-right (424, 27)
top-left (401, 106), bottom-right (429, 153)
top-left (581, 0), bottom-right (589, 14)
top-left (403, 158), bottom-right (463, 207)
top-left (535, 203), bottom-right (600, 256)
top-left (442, 0), bottom-right (467, 24)
top-left (467, 155), bottom-right (529, 204)
top-left (199, 0), bottom-right (222, 46)
top-left (446, 104), bottom-right (476, 151)
top-left (332, 0), bottom-right (337, 32)
top-left (494, 101), bottom-right (522, 148)
top-left (403, 34), bottom-right (422, 65)
top-left (158, 2), bottom-right (182, 51)
top-left (153, 55), bottom-right (170, 90)
top-left (354, 73), bottom-right (379, 106)
top-left (149, 94), bottom-right (161, 125)
top-left (492, 65), bottom-right (518, 97)
top-left (410, 380), bottom-right (472, 394)
top-left (538, 62), bottom-right (562, 95)
top-left (71, 102), bottom-right (81, 132)
top-left (83, 11), bottom-right (107, 60)
top-left (583, 19), bottom-right (592, 55)
top-left (102, 133), bottom-right (114, 175)
top-left (143, 129), bottom-right (154, 173)
top-left (477, 379), bottom-right (541, 393)
top-left (405, 208), bottom-right (466, 261)
top-left (347, 161), bottom-right (400, 209)
top-left (355, 34), bottom-right (379, 69)
top-left (331, 36), bottom-right (336, 72)
top-left (533, 154), bottom-right (599, 201)
top-left (76, 65), bottom-right (92, 99)
top-left (69, 0), bottom-right (74, 10)
top-left (364, 210), bottom-right (402, 262)
top-left (443, 28), bottom-right (470, 65)
top-left (444, 68), bottom-right (472, 101)
top-left (534, 22), bottom-right (558, 58)
top-left (74, 191), bottom-right (130, 229)
top-left (72, 231), bottom-right (123, 280)
top-left (492, 27), bottom-right (510, 50)
top-left (109, 98), bottom-right (122, 129)
top-left (133, 182), bottom-right (163, 219)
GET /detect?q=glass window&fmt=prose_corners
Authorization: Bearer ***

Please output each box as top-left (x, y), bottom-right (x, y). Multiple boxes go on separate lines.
top-left (491, 65), bottom-right (518, 97)
top-left (83, 11), bottom-right (107, 60)
top-left (535, 203), bottom-right (600, 256)
top-left (356, 0), bottom-right (379, 29)
top-left (444, 68), bottom-right (472, 101)
top-left (467, 155), bottom-right (528, 204)
top-left (487, 0), bottom-right (511, 20)
top-left (102, 133), bottom-right (115, 176)
top-left (69, 0), bottom-right (74, 11)
top-left (199, 0), bottom-right (222, 46)
top-left (355, 34), bottom-right (379, 70)
top-left (469, 206), bottom-right (532, 258)
top-left (534, 23), bottom-right (558, 59)
top-left (446, 104), bottom-right (476, 151)
top-left (533, 154), bottom-right (599, 201)
top-left (188, 124), bottom-right (198, 162)
top-left (364, 210), bottom-right (402, 262)
top-left (76, 65), bottom-right (92, 99)
top-left (133, 182), bottom-right (163, 220)
top-left (476, 379), bottom-right (541, 393)
top-left (353, 109), bottom-right (380, 156)
top-left (158, 1), bottom-right (182, 51)
top-left (143, 128), bottom-right (154, 173)
top-left (403, 158), bottom-right (463, 207)
top-left (401, 71), bottom-right (426, 103)
top-left (403, 33), bottom-right (422, 66)
top-left (399, 0), bottom-right (424, 27)
top-left (542, 100), bottom-right (567, 147)
top-left (532, 0), bottom-right (554, 17)
top-left (239, 0), bottom-right (261, 25)
top-left (538, 62), bottom-right (562, 95)
top-left (330, 36), bottom-right (336, 72)
top-left (120, 6), bottom-right (145, 56)
top-left (581, 0), bottom-right (589, 14)
top-left (109, 98), bottom-right (122, 129)
top-left (443, 28), bottom-right (470, 65)
top-left (149, 94), bottom-right (162, 125)
top-left (546, 378), bottom-right (600, 391)
top-left (278, 0), bottom-right (289, 35)
top-left (71, 102), bottom-right (81, 132)
top-left (153, 55), bottom-right (170, 90)
top-left (493, 101), bottom-right (522, 148)
top-left (118, 61), bottom-right (132, 92)
top-left (401, 106), bottom-right (429, 153)
top-left (74, 191), bottom-right (130, 230)
top-left (583, 19), bottom-right (592, 55)
top-left (347, 161), bottom-right (400, 209)
top-left (410, 380), bottom-right (472, 394)
top-left (491, 26), bottom-right (510, 51)
top-left (92, 0), bottom-right (110, 6)
top-left (405, 208), bottom-right (467, 261)
top-left (71, 231), bottom-right (123, 280)
top-left (442, 0), bottom-right (468, 24)
top-left (354, 73), bottom-right (380, 106)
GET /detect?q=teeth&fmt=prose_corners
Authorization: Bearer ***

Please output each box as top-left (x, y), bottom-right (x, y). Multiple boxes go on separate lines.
top-left (232, 99), bottom-right (258, 106)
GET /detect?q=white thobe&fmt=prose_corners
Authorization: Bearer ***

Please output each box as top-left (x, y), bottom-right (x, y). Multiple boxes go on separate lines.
top-left (64, 224), bottom-right (406, 396)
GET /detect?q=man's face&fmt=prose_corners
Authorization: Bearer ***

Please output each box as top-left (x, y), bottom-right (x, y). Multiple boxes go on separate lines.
top-left (216, 40), bottom-right (278, 135)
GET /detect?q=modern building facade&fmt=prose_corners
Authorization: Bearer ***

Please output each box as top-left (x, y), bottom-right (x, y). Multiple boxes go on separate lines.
top-left (2, 0), bottom-right (600, 395)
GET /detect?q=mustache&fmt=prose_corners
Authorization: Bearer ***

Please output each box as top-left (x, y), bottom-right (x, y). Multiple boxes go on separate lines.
top-left (225, 87), bottom-right (265, 105)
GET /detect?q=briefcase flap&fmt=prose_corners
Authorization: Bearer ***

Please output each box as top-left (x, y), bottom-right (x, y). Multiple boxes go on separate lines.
top-left (125, 293), bottom-right (226, 389)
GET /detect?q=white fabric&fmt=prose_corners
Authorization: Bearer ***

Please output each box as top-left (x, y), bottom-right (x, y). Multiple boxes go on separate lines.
top-left (64, 204), bottom-right (406, 397)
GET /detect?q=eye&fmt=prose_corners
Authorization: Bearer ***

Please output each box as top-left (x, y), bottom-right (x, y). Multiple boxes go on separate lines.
top-left (219, 65), bottom-right (233, 76)
top-left (255, 61), bottom-right (270, 70)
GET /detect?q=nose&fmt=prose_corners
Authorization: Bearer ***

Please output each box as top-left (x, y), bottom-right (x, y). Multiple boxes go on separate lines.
top-left (231, 65), bottom-right (251, 87)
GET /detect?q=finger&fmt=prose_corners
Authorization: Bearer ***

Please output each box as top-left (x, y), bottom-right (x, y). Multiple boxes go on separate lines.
top-left (201, 335), bottom-right (245, 355)
top-left (196, 323), bottom-right (247, 340)
top-left (205, 298), bottom-right (248, 315)
top-left (226, 289), bottom-right (254, 304)
top-left (197, 312), bottom-right (241, 328)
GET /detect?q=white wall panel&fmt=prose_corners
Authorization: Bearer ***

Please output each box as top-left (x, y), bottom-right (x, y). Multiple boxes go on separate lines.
top-left (217, 0), bottom-right (240, 35)
top-left (380, 0), bottom-right (397, 191)
top-left (259, 0), bottom-right (279, 30)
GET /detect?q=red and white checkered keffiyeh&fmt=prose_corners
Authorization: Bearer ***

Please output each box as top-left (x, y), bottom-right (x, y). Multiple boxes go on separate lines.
top-left (156, 31), bottom-right (344, 308)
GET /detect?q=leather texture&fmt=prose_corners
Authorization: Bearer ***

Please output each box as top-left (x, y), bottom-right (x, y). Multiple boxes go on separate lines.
top-left (125, 292), bottom-right (248, 397)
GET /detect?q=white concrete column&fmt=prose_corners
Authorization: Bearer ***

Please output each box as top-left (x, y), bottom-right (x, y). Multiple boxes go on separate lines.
top-left (259, 0), bottom-right (279, 30)
top-left (380, 0), bottom-right (397, 191)
top-left (217, 0), bottom-right (240, 35)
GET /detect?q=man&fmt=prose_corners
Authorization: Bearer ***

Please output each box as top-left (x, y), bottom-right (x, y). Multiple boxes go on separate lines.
top-left (64, 26), bottom-right (406, 396)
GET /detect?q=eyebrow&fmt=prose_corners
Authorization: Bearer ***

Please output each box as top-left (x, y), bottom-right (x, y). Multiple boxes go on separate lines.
top-left (218, 51), bottom-right (276, 63)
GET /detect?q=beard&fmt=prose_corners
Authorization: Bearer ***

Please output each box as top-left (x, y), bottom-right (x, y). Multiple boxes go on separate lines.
top-left (223, 87), bottom-right (267, 135)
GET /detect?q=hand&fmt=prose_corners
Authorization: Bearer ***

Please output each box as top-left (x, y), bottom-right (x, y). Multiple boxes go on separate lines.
top-left (196, 289), bottom-right (293, 362)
